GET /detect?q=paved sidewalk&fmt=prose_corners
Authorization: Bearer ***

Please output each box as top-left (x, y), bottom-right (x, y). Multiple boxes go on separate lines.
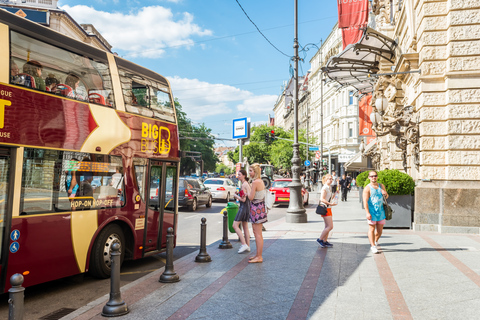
top-left (63, 191), bottom-right (480, 320)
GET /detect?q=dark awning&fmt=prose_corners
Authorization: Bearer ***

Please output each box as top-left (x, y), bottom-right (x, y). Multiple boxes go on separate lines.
top-left (322, 28), bottom-right (396, 95)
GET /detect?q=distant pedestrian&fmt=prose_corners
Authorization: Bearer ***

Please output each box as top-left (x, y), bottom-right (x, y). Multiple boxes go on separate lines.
top-left (339, 174), bottom-right (350, 201)
top-left (247, 163), bottom-right (267, 263)
top-left (317, 174), bottom-right (338, 248)
top-left (233, 169), bottom-right (251, 254)
top-left (331, 171), bottom-right (338, 193)
top-left (363, 170), bottom-right (389, 254)
top-left (352, 178), bottom-right (356, 190)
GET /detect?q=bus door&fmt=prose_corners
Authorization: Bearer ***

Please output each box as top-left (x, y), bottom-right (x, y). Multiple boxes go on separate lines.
top-left (145, 161), bottom-right (178, 252)
top-left (0, 148), bottom-right (12, 292)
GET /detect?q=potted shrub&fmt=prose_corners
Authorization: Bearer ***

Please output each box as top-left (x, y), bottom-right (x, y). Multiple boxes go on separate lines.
top-left (356, 171), bottom-right (369, 207)
top-left (364, 169), bottom-right (415, 228)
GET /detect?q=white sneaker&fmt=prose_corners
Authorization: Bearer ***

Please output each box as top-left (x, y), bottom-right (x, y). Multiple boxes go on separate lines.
top-left (375, 241), bottom-right (378, 246)
top-left (370, 246), bottom-right (378, 254)
top-left (238, 244), bottom-right (250, 254)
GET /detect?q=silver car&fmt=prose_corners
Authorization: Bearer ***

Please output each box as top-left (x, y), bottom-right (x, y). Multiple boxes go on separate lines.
top-left (203, 178), bottom-right (237, 202)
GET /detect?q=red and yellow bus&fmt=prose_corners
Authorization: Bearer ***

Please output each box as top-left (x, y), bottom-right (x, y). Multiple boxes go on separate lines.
top-left (0, 10), bottom-right (180, 291)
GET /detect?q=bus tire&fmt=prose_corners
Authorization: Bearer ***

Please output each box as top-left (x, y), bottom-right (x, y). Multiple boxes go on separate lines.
top-left (89, 224), bottom-right (125, 279)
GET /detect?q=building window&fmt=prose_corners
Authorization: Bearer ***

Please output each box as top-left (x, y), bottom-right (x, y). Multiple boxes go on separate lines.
top-left (349, 91), bottom-right (354, 105)
top-left (348, 123), bottom-right (353, 137)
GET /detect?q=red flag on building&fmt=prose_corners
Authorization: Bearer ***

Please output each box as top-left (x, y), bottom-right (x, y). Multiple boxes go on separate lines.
top-left (338, 0), bottom-right (369, 49)
top-left (338, 0), bottom-right (369, 28)
top-left (358, 93), bottom-right (373, 136)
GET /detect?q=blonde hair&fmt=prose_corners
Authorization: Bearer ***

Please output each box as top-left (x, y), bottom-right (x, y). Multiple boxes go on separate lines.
top-left (322, 174), bottom-right (332, 184)
top-left (250, 163), bottom-right (261, 180)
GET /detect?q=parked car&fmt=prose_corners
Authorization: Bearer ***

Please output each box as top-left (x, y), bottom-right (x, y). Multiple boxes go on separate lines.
top-left (179, 177), bottom-right (212, 211)
top-left (203, 178), bottom-right (237, 202)
top-left (151, 177), bottom-right (212, 211)
top-left (269, 179), bottom-right (309, 205)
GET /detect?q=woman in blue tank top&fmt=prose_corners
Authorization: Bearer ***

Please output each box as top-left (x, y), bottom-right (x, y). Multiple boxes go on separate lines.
top-left (363, 170), bottom-right (389, 254)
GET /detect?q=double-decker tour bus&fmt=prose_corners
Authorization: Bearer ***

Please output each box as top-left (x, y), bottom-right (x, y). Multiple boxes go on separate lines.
top-left (0, 10), bottom-right (180, 291)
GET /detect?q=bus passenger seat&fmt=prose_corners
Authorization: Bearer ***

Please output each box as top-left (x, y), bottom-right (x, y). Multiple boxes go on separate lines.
top-left (56, 84), bottom-right (74, 98)
top-left (17, 73), bottom-right (36, 88)
top-left (88, 93), bottom-right (106, 105)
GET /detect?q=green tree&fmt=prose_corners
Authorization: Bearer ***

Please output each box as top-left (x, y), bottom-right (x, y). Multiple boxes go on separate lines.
top-left (175, 99), bottom-right (218, 175)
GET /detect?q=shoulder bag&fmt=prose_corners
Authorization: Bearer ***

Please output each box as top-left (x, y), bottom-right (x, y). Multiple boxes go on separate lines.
top-left (316, 191), bottom-right (333, 215)
top-left (382, 193), bottom-right (394, 220)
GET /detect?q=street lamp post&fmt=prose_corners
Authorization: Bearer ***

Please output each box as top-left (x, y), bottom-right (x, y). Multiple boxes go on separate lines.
top-left (320, 39), bottom-right (324, 182)
top-left (286, 0), bottom-right (307, 223)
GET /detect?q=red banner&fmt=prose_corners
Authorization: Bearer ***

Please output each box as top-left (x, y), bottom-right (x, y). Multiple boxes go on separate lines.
top-left (337, 0), bottom-right (369, 29)
top-left (359, 93), bottom-right (373, 136)
top-left (342, 25), bottom-right (365, 49)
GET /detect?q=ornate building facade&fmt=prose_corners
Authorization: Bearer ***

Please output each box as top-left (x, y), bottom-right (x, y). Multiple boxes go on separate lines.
top-left (348, 0), bottom-right (480, 233)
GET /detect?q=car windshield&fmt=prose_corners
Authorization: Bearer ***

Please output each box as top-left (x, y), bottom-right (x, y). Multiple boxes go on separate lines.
top-left (272, 181), bottom-right (290, 188)
top-left (204, 180), bottom-right (224, 185)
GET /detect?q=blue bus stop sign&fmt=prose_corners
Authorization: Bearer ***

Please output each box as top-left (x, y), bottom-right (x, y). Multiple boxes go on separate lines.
top-left (304, 160), bottom-right (311, 167)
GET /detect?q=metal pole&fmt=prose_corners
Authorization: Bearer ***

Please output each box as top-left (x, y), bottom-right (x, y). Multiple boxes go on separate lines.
top-left (239, 139), bottom-right (243, 166)
top-left (195, 217), bottom-right (212, 262)
top-left (159, 227), bottom-right (180, 283)
top-left (219, 211), bottom-right (233, 249)
top-left (101, 243), bottom-right (129, 317)
top-left (320, 39), bottom-right (324, 181)
top-left (8, 274), bottom-right (24, 320)
top-left (286, 0), bottom-right (307, 223)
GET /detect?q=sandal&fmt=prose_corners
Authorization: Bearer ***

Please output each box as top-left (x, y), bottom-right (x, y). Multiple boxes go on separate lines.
top-left (249, 258), bottom-right (263, 263)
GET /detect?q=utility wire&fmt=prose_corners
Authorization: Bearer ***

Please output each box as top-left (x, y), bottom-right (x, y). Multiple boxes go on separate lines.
top-left (234, 0), bottom-right (291, 58)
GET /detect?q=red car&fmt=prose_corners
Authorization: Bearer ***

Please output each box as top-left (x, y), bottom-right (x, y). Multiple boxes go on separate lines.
top-left (269, 179), bottom-right (309, 205)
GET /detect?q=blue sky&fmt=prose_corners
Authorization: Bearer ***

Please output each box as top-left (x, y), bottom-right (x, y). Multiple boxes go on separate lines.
top-left (59, 0), bottom-right (339, 146)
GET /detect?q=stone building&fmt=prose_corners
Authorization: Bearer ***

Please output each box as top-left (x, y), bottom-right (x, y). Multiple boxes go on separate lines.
top-left (0, 0), bottom-right (111, 51)
top-left (324, 0), bottom-right (480, 233)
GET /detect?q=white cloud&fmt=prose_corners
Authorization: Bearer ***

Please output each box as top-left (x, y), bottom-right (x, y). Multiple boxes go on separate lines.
top-left (60, 5), bottom-right (212, 58)
top-left (168, 76), bottom-right (276, 121)
top-left (236, 95), bottom-right (278, 115)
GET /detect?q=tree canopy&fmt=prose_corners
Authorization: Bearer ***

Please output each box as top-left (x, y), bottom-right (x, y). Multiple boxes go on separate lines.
top-left (175, 99), bottom-right (218, 175)
top-left (227, 124), bottom-right (316, 171)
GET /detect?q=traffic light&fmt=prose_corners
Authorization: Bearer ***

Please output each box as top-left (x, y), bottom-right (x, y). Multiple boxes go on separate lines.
top-left (264, 133), bottom-right (270, 144)
top-left (270, 130), bottom-right (275, 141)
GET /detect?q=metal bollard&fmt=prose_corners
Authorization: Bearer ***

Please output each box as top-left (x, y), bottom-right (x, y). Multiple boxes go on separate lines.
top-left (101, 242), bottom-right (129, 317)
top-left (219, 211), bottom-right (232, 249)
top-left (8, 274), bottom-right (24, 320)
top-left (159, 227), bottom-right (180, 283)
top-left (195, 217), bottom-right (212, 262)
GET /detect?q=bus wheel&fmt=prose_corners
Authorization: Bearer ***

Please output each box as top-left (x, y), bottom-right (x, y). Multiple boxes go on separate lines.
top-left (89, 224), bottom-right (125, 279)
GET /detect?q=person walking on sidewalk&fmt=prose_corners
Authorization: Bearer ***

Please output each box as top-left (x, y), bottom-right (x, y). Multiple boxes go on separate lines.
top-left (233, 169), bottom-right (251, 254)
top-left (363, 170), bottom-right (389, 254)
top-left (247, 163), bottom-right (267, 263)
top-left (331, 171), bottom-right (338, 193)
top-left (317, 174), bottom-right (338, 248)
top-left (339, 174), bottom-right (350, 202)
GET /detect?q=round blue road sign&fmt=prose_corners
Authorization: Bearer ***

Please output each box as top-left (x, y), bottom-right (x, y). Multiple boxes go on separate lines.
top-left (304, 160), bottom-right (311, 167)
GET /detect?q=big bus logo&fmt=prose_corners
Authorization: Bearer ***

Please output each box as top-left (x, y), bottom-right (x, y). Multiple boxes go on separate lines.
top-left (141, 122), bottom-right (171, 155)
top-left (0, 99), bottom-right (12, 129)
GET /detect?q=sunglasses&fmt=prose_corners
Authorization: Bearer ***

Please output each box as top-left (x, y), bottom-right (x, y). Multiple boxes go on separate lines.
top-left (369, 175), bottom-right (377, 178)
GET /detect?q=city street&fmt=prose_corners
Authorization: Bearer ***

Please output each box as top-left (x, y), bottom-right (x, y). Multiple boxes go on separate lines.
top-left (0, 200), bottom-right (298, 320)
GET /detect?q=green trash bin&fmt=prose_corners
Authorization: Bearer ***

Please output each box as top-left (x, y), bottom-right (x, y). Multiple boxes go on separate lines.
top-left (226, 202), bottom-right (239, 233)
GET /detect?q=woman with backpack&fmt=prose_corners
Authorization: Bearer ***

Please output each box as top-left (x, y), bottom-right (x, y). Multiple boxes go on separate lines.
top-left (247, 163), bottom-right (267, 263)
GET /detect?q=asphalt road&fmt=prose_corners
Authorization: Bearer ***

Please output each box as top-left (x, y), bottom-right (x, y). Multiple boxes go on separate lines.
top-left (0, 200), bottom-right (300, 320)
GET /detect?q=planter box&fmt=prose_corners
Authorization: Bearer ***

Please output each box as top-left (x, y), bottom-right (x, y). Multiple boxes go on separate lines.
top-left (385, 194), bottom-right (413, 228)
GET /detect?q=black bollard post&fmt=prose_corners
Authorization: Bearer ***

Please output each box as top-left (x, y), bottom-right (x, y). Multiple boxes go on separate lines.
top-left (101, 242), bottom-right (129, 317)
top-left (195, 217), bottom-right (212, 262)
top-left (8, 274), bottom-right (24, 320)
top-left (159, 227), bottom-right (180, 283)
top-left (219, 211), bottom-right (233, 249)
